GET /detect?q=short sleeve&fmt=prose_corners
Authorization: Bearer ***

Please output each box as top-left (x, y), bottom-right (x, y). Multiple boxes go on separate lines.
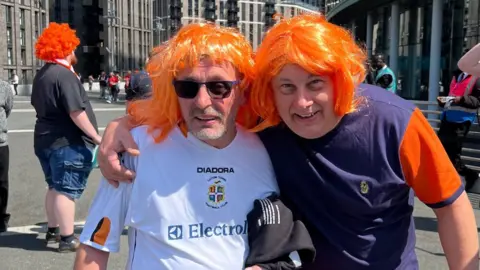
top-left (79, 153), bottom-right (137, 253)
top-left (399, 108), bottom-right (464, 208)
top-left (57, 71), bottom-right (85, 113)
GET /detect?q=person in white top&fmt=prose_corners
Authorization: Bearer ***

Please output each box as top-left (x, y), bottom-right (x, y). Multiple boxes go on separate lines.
top-left (11, 72), bottom-right (18, 95)
top-left (74, 23), bottom-right (279, 270)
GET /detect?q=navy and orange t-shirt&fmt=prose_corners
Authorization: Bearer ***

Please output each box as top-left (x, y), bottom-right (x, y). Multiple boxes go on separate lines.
top-left (258, 84), bottom-right (463, 270)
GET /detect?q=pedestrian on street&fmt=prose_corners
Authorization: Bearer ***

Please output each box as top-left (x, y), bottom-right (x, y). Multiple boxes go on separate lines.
top-left (98, 72), bottom-right (108, 99)
top-left (107, 72), bottom-right (119, 103)
top-left (10, 72), bottom-right (18, 96)
top-left (125, 69), bottom-right (152, 112)
top-left (372, 53), bottom-right (397, 94)
top-left (125, 51), bottom-right (157, 113)
top-left (31, 22), bottom-right (101, 252)
top-left (0, 79), bottom-right (13, 233)
top-left (87, 75), bottom-right (93, 91)
top-left (437, 48), bottom-right (480, 192)
top-left (98, 14), bottom-right (479, 270)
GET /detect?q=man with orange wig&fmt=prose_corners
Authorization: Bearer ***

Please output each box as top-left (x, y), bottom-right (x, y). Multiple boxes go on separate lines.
top-left (250, 14), bottom-right (477, 270)
top-left (97, 13), bottom-right (479, 270)
top-left (31, 23), bottom-right (101, 252)
top-left (74, 23), bottom-right (283, 269)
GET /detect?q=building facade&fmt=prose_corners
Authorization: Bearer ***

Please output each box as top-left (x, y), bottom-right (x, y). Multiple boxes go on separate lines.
top-left (153, 0), bottom-right (322, 50)
top-left (50, 0), bottom-right (153, 78)
top-left (326, 0), bottom-right (480, 101)
top-left (0, 0), bottom-right (48, 83)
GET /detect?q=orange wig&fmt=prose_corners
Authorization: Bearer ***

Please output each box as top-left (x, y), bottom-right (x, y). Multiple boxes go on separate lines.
top-left (35, 23), bottom-right (80, 61)
top-left (129, 23), bottom-right (257, 143)
top-left (250, 13), bottom-right (366, 131)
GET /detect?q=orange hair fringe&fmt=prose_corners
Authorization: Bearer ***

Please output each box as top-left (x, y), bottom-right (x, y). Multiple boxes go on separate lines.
top-left (35, 23), bottom-right (80, 61)
top-left (129, 23), bottom-right (258, 143)
top-left (250, 13), bottom-right (367, 132)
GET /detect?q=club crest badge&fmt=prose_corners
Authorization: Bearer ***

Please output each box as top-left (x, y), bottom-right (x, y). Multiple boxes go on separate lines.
top-left (206, 176), bottom-right (228, 209)
top-left (360, 180), bottom-right (369, 195)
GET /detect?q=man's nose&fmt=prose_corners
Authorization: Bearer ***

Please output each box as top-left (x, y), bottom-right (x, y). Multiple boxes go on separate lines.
top-left (294, 88), bottom-right (313, 108)
top-left (194, 84), bottom-right (212, 109)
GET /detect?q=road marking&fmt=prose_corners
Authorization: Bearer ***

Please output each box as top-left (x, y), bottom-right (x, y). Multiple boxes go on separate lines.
top-left (9, 127), bottom-right (107, 133)
top-left (12, 108), bottom-right (125, 113)
top-left (13, 100), bottom-right (31, 103)
top-left (0, 221), bottom-right (86, 237)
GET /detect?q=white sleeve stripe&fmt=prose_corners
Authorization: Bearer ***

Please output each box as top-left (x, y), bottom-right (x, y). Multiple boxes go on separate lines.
top-left (259, 199), bottom-right (267, 226)
top-left (275, 204), bottom-right (281, 225)
top-left (288, 250), bottom-right (302, 268)
top-left (265, 199), bottom-right (276, 224)
top-left (266, 198), bottom-right (274, 224)
top-left (80, 239), bottom-right (120, 253)
top-left (257, 198), bottom-right (281, 225)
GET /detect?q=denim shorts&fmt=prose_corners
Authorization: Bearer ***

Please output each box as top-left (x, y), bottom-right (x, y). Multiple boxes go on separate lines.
top-left (35, 145), bottom-right (93, 200)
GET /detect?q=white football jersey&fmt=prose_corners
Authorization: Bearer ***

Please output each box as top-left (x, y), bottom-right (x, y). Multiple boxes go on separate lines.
top-left (79, 125), bottom-right (279, 270)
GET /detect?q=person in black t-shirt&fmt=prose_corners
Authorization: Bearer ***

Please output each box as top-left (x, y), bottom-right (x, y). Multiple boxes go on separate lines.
top-left (31, 23), bottom-right (101, 253)
top-left (98, 71), bottom-right (108, 99)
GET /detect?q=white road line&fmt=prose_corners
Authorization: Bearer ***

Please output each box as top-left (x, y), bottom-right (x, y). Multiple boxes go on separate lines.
top-left (9, 127), bottom-right (107, 133)
top-left (0, 221), bottom-right (86, 237)
top-left (13, 100), bottom-right (31, 103)
top-left (12, 108), bottom-right (125, 113)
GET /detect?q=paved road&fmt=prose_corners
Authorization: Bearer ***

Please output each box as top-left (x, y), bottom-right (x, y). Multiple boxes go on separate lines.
top-left (0, 89), bottom-right (479, 269)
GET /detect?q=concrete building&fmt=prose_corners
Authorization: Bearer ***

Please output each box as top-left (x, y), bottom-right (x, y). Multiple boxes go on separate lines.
top-left (0, 0), bottom-right (48, 83)
top-left (153, 0), bottom-right (322, 50)
top-left (50, 0), bottom-right (153, 78)
top-left (326, 0), bottom-right (480, 101)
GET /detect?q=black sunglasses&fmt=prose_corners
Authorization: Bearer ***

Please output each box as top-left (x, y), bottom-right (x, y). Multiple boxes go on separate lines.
top-left (172, 80), bottom-right (240, 99)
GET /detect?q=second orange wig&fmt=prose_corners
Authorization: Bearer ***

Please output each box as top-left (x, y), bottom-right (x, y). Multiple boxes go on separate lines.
top-left (250, 13), bottom-right (367, 131)
top-left (35, 23), bottom-right (80, 61)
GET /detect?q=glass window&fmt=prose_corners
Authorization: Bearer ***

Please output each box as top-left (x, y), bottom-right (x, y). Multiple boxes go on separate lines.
top-left (219, 1), bottom-right (224, 20)
top-left (6, 27), bottom-right (12, 45)
top-left (22, 69), bottom-right (27, 83)
top-left (7, 70), bottom-right (13, 81)
top-left (242, 3), bottom-right (246, 21)
top-left (257, 4), bottom-right (262, 22)
top-left (35, 12), bottom-right (39, 30)
top-left (249, 4), bottom-right (254, 21)
top-left (20, 29), bottom-right (25, 46)
top-left (21, 49), bottom-right (26, 65)
top-left (19, 9), bottom-right (25, 27)
top-left (5, 6), bottom-right (12, 24)
top-left (7, 48), bottom-right (13, 65)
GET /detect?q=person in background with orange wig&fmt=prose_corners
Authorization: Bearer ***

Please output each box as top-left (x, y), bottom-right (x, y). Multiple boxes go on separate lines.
top-left (250, 14), bottom-right (478, 270)
top-left (74, 23), bottom-right (284, 270)
top-left (31, 22), bottom-right (100, 252)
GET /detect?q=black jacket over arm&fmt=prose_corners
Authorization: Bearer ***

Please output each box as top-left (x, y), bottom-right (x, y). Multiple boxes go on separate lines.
top-left (245, 194), bottom-right (316, 270)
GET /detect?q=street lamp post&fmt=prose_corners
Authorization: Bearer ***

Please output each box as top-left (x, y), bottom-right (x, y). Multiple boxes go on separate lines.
top-left (104, 0), bottom-right (118, 72)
